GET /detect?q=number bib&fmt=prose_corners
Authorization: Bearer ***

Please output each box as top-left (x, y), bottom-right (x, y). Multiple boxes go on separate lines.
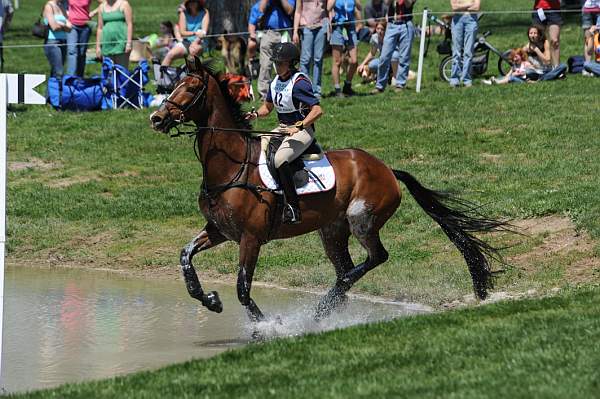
top-left (270, 72), bottom-right (308, 115)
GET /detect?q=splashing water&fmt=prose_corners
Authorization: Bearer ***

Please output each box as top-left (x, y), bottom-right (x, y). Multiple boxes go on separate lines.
top-left (243, 294), bottom-right (431, 340)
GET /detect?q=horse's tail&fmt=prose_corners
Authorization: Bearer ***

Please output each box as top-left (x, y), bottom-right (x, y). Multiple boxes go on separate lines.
top-left (393, 169), bottom-right (511, 300)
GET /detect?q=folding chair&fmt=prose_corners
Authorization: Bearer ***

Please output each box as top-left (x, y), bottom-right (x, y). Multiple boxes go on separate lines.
top-left (102, 58), bottom-right (149, 110)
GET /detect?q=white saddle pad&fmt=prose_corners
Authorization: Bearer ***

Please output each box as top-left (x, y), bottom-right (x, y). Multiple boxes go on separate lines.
top-left (258, 152), bottom-right (336, 195)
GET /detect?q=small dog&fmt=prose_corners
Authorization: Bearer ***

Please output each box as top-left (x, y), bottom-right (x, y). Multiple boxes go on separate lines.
top-left (217, 34), bottom-right (248, 76)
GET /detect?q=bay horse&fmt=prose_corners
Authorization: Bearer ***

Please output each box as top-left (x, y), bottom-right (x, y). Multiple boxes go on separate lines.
top-left (150, 56), bottom-right (508, 322)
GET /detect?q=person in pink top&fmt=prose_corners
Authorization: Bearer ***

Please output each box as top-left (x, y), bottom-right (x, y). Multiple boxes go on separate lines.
top-left (532, 0), bottom-right (561, 67)
top-left (67, 0), bottom-right (92, 76)
top-left (292, 0), bottom-right (328, 98)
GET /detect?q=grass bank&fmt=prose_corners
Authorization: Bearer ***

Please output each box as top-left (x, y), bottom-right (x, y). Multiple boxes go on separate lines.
top-left (4, 1), bottom-right (600, 306)
top-left (7, 286), bottom-right (600, 398)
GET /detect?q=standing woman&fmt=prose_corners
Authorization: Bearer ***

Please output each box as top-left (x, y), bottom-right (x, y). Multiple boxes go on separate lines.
top-left (328, 0), bottom-right (361, 97)
top-left (532, 0), bottom-right (561, 67)
top-left (66, 0), bottom-right (92, 77)
top-left (95, 0), bottom-right (133, 68)
top-left (293, 0), bottom-right (328, 99)
top-left (43, 0), bottom-right (72, 79)
top-left (162, 0), bottom-right (209, 67)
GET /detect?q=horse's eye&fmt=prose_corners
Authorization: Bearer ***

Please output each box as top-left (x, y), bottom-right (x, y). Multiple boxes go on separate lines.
top-left (186, 87), bottom-right (197, 93)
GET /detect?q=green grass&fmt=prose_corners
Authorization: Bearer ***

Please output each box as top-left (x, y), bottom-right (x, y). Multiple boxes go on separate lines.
top-left (6, 286), bottom-right (600, 399)
top-left (4, 0), bottom-right (600, 306)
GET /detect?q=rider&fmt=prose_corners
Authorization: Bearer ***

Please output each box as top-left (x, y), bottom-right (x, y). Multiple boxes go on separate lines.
top-left (246, 42), bottom-right (324, 224)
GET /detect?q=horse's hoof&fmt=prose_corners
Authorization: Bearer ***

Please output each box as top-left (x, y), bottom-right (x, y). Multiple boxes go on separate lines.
top-left (202, 291), bottom-right (223, 313)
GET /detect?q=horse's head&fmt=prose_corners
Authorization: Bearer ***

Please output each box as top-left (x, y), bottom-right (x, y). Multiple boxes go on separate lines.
top-left (150, 56), bottom-right (211, 134)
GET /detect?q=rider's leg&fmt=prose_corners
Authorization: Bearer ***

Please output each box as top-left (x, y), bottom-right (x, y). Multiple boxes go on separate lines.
top-left (273, 127), bottom-right (314, 224)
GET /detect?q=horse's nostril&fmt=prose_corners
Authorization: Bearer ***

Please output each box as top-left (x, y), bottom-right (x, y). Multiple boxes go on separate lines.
top-left (151, 115), bottom-right (163, 124)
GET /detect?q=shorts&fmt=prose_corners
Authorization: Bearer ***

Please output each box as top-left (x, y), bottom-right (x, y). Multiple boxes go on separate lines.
top-left (582, 11), bottom-right (600, 29)
top-left (532, 9), bottom-right (563, 26)
top-left (176, 38), bottom-right (207, 54)
top-left (330, 25), bottom-right (357, 49)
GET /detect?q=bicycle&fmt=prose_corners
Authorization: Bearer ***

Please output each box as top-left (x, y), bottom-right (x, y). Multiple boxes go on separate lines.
top-left (430, 14), bottom-right (513, 82)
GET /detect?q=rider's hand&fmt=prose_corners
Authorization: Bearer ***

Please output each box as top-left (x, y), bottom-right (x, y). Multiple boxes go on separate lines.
top-left (244, 111), bottom-right (258, 121)
top-left (279, 126), bottom-right (299, 136)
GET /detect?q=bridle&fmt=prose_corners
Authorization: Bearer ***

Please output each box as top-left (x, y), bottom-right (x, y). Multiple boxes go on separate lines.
top-left (163, 73), bottom-right (208, 126)
top-left (161, 70), bottom-right (279, 209)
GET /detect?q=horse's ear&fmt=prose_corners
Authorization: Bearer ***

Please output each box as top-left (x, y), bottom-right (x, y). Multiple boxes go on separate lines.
top-left (185, 55), bottom-right (202, 72)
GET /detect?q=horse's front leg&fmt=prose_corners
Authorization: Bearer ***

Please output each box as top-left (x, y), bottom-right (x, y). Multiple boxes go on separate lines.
top-left (180, 222), bottom-right (228, 313)
top-left (237, 235), bottom-right (265, 322)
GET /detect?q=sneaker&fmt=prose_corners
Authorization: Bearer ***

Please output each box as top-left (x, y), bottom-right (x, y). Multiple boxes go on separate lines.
top-left (335, 90), bottom-right (345, 98)
top-left (582, 70), bottom-right (591, 77)
top-left (391, 77), bottom-right (398, 86)
top-left (394, 85), bottom-right (405, 92)
top-left (463, 82), bottom-right (473, 88)
top-left (342, 82), bottom-right (356, 96)
top-left (482, 79), bottom-right (493, 85)
top-left (370, 87), bottom-right (384, 95)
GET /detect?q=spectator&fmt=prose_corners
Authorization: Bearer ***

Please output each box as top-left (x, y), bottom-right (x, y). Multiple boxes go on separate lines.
top-left (372, 0), bottom-right (416, 93)
top-left (328, 0), bottom-right (361, 97)
top-left (96, 0), bottom-right (133, 69)
top-left (0, 0), bottom-right (14, 73)
top-left (522, 25), bottom-right (566, 81)
top-left (358, 20), bottom-right (399, 83)
top-left (66, 0), bottom-right (92, 77)
top-left (583, 20), bottom-right (600, 76)
top-left (293, 0), bottom-right (328, 98)
top-left (162, 0), bottom-right (209, 66)
top-left (582, 0), bottom-right (600, 76)
top-left (364, 0), bottom-right (389, 34)
top-left (532, 0), bottom-right (561, 67)
top-left (482, 48), bottom-right (532, 85)
top-left (43, 0), bottom-right (72, 79)
top-left (248, 0), bottom-right (263, 78)
top-left (153, 21), bottom-right (176, 61)
top-left (257, 0), bottom-right (296, 100)
top-left (449, 0), bottom-right (480, 88)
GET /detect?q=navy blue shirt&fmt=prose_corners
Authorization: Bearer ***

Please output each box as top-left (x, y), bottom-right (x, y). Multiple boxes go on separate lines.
top-left (266, 74), bottom-right (319, 125)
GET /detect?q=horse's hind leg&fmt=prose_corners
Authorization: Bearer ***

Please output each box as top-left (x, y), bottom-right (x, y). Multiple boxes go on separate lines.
top-left (315, 209), bottom-right (389, 320)
top-left (181, 222), bottom-right (228, 313)
top-left (316, 219), bottom-right (355, 318)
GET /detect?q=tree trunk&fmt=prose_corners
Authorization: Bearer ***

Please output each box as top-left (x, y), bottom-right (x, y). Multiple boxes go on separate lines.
top-left (207, 0), bottom-right (255, 35)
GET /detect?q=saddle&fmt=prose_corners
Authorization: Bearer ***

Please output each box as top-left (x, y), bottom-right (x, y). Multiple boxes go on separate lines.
top-left (266, 136), bottom-right (324, 189)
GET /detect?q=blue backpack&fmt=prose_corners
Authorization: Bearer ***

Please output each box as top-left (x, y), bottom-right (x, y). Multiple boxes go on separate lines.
top-left (567, 55), bottom-right (585, 74)
top-left (47, 75), bottom-right (105, 111)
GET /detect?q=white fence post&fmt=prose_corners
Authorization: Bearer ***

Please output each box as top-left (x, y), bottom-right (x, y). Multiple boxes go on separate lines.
top-left (0, 74), bottom-right (7, 389)
top-left (416, 8), bottom-right (428, 93)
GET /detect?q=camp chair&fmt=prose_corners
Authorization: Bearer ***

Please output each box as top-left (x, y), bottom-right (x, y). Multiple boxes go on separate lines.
top-left (102, 57), bottom-right (149, 109)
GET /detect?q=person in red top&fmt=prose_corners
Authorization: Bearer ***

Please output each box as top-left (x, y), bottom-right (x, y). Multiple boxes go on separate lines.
top-left (532, 0), bottom-right (561, 67)
top-left (66, 0), bottom-right (93, 77)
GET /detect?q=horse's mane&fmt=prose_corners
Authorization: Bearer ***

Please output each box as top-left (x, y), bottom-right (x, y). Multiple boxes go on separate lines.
top-left (202, 59), bottom-right (252, 131)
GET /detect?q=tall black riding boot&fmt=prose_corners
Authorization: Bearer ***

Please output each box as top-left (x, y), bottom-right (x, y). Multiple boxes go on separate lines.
top-left (276, 162), bottom-right (302, 224)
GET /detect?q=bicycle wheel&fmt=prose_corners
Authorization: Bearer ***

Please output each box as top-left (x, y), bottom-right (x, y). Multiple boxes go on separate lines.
top-left (439, 55), bottom-right (453, 82)
top-left (497, 50), bottom-right (513, 76)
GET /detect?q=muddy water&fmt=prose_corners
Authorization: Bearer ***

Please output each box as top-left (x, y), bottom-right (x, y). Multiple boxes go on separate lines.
top-left (2, 266), bottom-right (430, 393)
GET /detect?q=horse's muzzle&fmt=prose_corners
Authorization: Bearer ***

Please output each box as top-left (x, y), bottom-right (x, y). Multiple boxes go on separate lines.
top-left (150, 110), bottom-right (174, 133)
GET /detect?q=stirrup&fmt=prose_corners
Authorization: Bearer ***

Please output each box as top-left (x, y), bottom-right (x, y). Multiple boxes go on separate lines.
top-left (283, 203), bottom-right (302, 224)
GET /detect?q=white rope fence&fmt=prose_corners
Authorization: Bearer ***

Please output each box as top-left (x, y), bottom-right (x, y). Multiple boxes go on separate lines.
top-left (0, 8), bottom-right (589, 49)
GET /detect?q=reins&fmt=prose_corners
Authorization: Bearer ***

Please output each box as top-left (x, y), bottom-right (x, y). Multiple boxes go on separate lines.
top-left (168, 123), bottom-right (287, 138)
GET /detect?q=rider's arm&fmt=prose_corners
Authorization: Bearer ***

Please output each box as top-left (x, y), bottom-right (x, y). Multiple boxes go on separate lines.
top-left (256, 101), bottom-right (274, 118)
top-left (301, 104), bottom-right (323, 127)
